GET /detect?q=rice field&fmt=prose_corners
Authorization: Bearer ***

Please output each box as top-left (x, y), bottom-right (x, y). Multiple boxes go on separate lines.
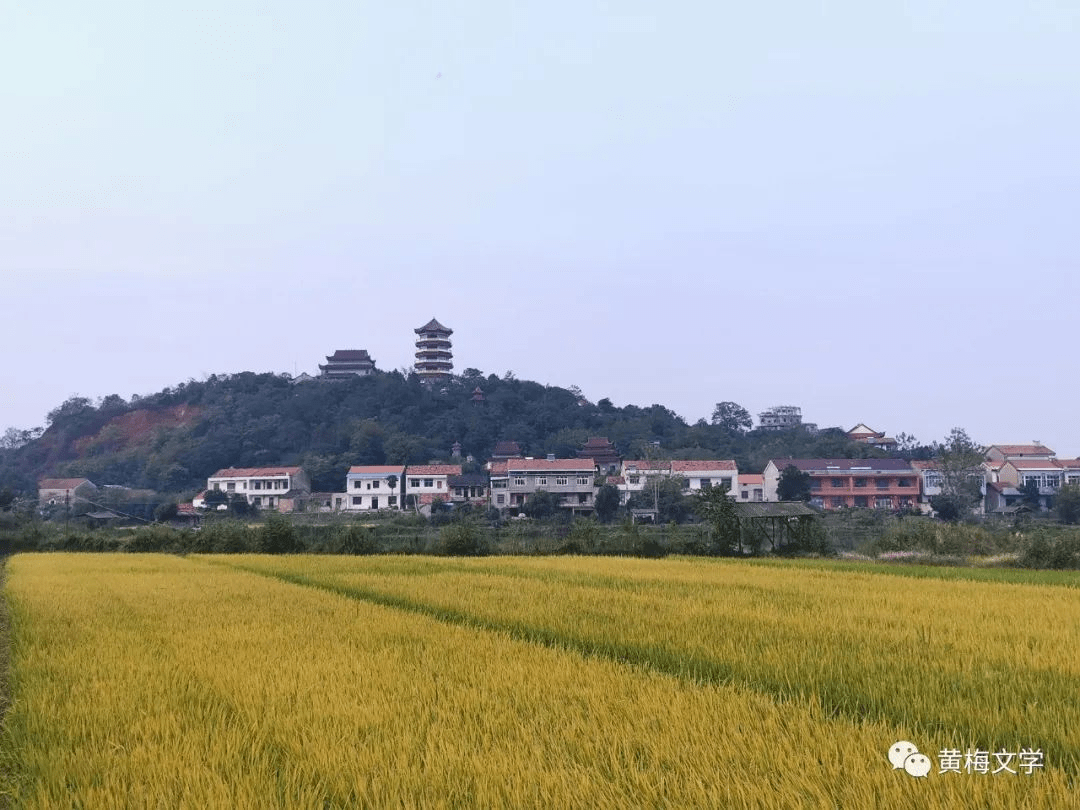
top-left (1, 554), bottom-right (1077, 808)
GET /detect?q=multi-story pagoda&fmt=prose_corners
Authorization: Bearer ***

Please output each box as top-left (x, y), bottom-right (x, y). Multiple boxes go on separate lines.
top-left (319, 349), bottom-right (376, 378)
top-left (414, 317), bottom-right (453, 382)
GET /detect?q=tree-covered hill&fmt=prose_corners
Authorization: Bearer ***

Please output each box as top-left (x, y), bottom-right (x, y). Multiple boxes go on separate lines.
top-left (0, 369), bottom-right (884, 495)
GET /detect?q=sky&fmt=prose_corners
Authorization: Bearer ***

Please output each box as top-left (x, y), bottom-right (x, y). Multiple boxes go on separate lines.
top-left (2, 0), bottom-right (1079, 455)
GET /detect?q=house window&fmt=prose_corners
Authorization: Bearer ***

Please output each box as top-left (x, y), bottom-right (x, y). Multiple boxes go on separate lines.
top-left (1069, 475), bottom-right (1080, 486)
top-left (226, 483), bottom-right (235, 492)
top-left (875, 497), bottom-right (892, 508)
top-left (409, 479), bottom-right (420, 487)
top-left (493, 480), bottom-right (507, 488)
top-left (437, 481), bottom-right (443, 489)
top-left (719, 478), bottom-right (731, 490)
top-left (831, 497), bottom-right (843, 507)
top-left (555, 477), bottom-right (568, 486)
top-left (898, 479), bottom-right (911, 488)
top-left (514, 476), bottom-right (526, 486)
top-left (353, 480), bottom-right (362, 489)
top-left (628, 476), bottom-right (640, 485)
top-left (831, 478), bottom-right (842, 488)
top-left (371, 481), bottom-right (380, 489)
top-left (253, 481), bottom-right (262, 490)
top-left (424, 479), bottom-right (434, 487)
top-left (753, 489), bottom-right (763, 501)
top-left (267, 497), bottom-right (276, 507)
top-left (577, 476), bottom-right (590, 485)
top-left (389, 496), bottom-right (397, 506)
top-left (854, 478), bottom-right (867, 488)
top-left (496, 494), bottom-right (505, 505)
top-left (854, 496), bottom-right (868, 507)
top-left (1046, 476), bottom-right (1060, 489)
top-left (925, 474), bottom-right (942, 488)
top-left (537, 477), bottom-right (547, 486)
top-left (700, 478), bottom-right (711, 488)
top-left (1024, 475), bottom-right (1041, 488)
top-left (811, 497), bottom-right (824, 507)
top-left (810, 479), bottom-right (822, 490)
top-left (371, 497), bottom-right (379, 509)
top-left (253, 496), bottom-right (262, 506)
top-left (213, 483), bottom-right (221, 491)
top-left (876, 479), bottom-right (889, 490)
top-left (352, 496), bottom-right (362, 506)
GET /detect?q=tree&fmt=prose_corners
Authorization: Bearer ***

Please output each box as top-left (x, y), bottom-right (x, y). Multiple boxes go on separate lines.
top-left (777, 465), bottom-right (811, 501)
top-left (692, 484), bottom-right (742, 555)
top-left (202, 489), bottom-right (228, 510)
top-left (933, 428), bottom-right (985, 518)
top-left (1020, 479), bottom-right (1042, 511)
top-left (1056, 483), bottom-right (1080, 524)
top-left (595, 483), bottom-right (620, 523)
top-left (711, 402), bottom-right (752, 434)
top-left (523, 489), bottom-right (562, 520)
top-left (386, 474), bottom-right (399, 510)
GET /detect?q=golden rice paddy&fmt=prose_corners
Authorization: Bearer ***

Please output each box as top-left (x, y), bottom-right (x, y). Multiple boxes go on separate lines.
top-left (1, 553), bottom-right (1076, 808)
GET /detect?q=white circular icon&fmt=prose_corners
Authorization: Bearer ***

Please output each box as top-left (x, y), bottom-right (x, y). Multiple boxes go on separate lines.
top-left (904, 752), bottom-right (932, 778)
top-left (889, 741), bottom-right (918, 770)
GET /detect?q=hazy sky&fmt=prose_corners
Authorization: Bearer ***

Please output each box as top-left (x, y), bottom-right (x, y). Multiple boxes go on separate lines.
top-left (2, 1), bottom-right (1078, 455)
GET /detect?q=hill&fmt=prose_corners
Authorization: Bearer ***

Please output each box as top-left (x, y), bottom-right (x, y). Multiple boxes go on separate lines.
top-left (0, 369), bottom-right (883, 496)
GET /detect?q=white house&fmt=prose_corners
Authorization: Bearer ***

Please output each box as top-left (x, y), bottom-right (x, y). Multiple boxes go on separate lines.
top-left (404, 464), bottom-right (462, 507)
top-left (345, 465), bottom-right (405, 511)
top-left (670, 460), bottom-right (738, 493)
top-left (205, 466), bottom-right (311, 511)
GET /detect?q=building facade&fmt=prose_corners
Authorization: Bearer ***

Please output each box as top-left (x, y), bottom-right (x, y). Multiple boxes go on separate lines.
top-left (763, 459), bottom-right (918, 510)
top-left (502, 458), bottom-right (597, 513)
top-left (205, 467), bottom-right (311, 512)
top-left (345, 465), bottom-right (405, 511)
top-left (404, 464), bottom-right (462, 506)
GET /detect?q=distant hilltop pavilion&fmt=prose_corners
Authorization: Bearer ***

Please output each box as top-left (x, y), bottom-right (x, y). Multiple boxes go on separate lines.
top-left (319, 349), bottom-right (376, 378)
top-left (414, 317), bottom-right (453, 382)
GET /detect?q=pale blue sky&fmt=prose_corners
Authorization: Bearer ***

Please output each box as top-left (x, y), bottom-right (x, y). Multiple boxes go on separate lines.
top-left (2, 1), bottom-right (1078, 454)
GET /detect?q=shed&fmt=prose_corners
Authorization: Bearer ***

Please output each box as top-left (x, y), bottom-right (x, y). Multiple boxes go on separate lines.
top-left (733, 502), bottom-right (820, 552)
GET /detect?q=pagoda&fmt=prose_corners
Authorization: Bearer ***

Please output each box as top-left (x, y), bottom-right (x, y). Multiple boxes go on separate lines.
top-left (319, 349), bottom-right (376, 378)
top-left (414, 317), bottom-right (453, 382)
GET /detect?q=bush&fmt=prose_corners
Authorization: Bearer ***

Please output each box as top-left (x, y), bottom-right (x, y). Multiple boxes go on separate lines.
top-left (434, 521), bottom-right (489, 556)
top-left (257, 514), bottom-right (300, 554)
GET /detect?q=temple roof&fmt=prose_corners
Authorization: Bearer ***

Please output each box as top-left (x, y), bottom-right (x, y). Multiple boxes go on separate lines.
top-left (415, 317), bottom-right (452, 334)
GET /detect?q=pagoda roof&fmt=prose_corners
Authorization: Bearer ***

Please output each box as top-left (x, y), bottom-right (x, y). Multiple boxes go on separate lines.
top-left (324, 349), bottom-right (372, 362)
top-left (415, 317), bottom-right (452, 334)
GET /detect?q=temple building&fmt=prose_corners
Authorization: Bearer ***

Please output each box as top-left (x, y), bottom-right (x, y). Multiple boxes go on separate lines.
top-left (414, 317), bottom-right (453, 382)
top-left (577, 437), bottom-right (621, 473)
top-left (319, 349), bottom-right (376, 378)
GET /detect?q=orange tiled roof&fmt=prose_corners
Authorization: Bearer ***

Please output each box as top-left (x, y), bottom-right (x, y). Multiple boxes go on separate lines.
top-left (607, 475), bottom-right (626, 485)
top-left (38, 478), bottom-right (93, 490)
top-left (1004, 459), bottom-right (1063, 470)
top-left (488, 461), bottom-right (509, 474)
top-left (348, 465), bottom-right (405, 475)
top-left (507, 458), bottom-right (596, 472)
top-left (988, 444), bottom-right (1055, 456)
top-left (210, 467), bottom-right (302, 478)
top-left (739, 474), bottom-right (764, 485)
top-left (670, 460), bottom-right (737, 472)
top-left (621, 460), bottom-right (669, 472)
top-left (406, 465), bottom-right (462, 476)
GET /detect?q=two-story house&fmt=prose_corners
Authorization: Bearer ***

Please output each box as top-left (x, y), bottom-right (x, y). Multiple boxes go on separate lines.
top-left (38, 478), bottom-right (98, 511)
top-left (504, 457), bottom-right (597, 514)
top-left (670, 460), bottom-right (738, 493)
top-left (763, 459), bottom-right (918, 510)
top-left (205, 467), bottom-right (311, 512)
top-left (404, 464), bottom-right (462, 507)
top-left (737, 474), bottom-right (765, 502)
top-left (997, 459), bottom-right (1065, 511)
top-left (449, 473), bottom-right (490, 507)
top-left (345, 465), bottom-right (405, 511)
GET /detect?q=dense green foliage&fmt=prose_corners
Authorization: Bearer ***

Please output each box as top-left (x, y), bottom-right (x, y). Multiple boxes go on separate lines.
top-left (0, 370), bottom-right (883, 496)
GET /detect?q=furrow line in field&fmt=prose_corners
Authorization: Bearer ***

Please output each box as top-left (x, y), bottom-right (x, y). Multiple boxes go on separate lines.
top-left (217, 558), bottom-right (1080, 778)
